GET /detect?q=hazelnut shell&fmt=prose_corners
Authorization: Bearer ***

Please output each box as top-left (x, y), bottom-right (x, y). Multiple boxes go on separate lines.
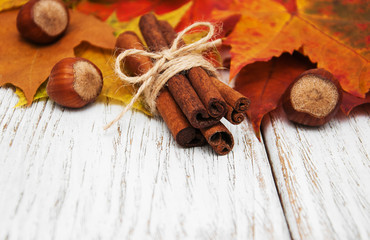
top-left (46, 57), bottom-right (103, 108)
top-left (16, 0), bottom-right (69, 44)
top-left (282, 68), bottom-right (342, 126)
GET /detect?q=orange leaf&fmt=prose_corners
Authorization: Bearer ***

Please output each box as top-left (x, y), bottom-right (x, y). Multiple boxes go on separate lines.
top-left (213, 0), bottom-right (369, 97)
top-left (0, 9), bottom-right (115, 104)
top-left (76, 0), bottom-right (190, 21)
top-left (175, 0), bottom-right (240, 36)
top-left (234, 52), bottom-right (314, 139)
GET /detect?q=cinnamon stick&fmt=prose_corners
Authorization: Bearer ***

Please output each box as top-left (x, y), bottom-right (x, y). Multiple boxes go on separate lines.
top-left (138, 14), bottom-right (235, 154)
top-left (115, 31), bottom-right (206, 147)
top-left (139, 13), bottom-right (219, 128)
top-left (224, 104), bottom-right (245, 125)
top-left (158, 20), bottom-right (227, 119)
top-left (210, 76), bottom-right (250, 113)
top-left (187, 68), bottom-right (227, 118)
top-left (200, 122), bottom-right (234, 155)
top-left (157, 89), bottom-right (206, 147)
top-left (158, 20), bottom-right (178, 47)
top-left (159, 17), bottom-right (233, 155)
top-left (166, 74), bottom-right (220, 129)
top-left (115, 31), bottom-right (152, 76)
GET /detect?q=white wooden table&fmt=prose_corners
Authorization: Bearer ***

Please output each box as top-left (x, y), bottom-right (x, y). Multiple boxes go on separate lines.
top-left (0, 85), bottom-right (369, 240)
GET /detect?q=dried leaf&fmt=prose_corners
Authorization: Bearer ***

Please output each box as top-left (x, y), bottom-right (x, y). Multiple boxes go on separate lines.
top-left (234, 52), bottom-right (314, 139)
top-left (0, 0), bottom-right (27, 12)
top-left (76, 0), bottom-right (189, 21)
top-left (0, 9), bottom-right (116, 104)
top-left (175, 0), bottom-right (240, 36)
top-left (14, 81), bottom-right (48, 107)
top-left (213, 0), bottom-right (369, 97)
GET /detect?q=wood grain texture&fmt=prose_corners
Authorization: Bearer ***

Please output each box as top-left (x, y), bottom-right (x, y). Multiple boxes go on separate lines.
top-left (262, 106), bottom-right (370, 240)
top-left (0, 88), bottom-right (289, 240)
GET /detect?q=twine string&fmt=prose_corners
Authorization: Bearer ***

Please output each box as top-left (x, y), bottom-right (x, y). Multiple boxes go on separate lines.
top-left (104, 22), bottom-right (222, 130)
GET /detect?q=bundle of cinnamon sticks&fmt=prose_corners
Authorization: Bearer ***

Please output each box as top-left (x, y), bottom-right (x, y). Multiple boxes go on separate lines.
top-left (115, 13), bottom-right (250, 155)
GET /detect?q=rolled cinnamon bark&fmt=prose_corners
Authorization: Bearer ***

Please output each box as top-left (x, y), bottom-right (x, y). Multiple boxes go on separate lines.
top-left (158, 20), bottom-right (227, 119)
top-left (200, 122), bottom-right (234, 155)
top-left (115, 31), bottom-right (206, 147)
top-left (139, 14), bottom-right (235, 155)
top-left (167, 74), bottom-right (220, 129)
top-left (157, 89), bottom-right (206, 147)
top-left (115, 31), bottom-right (152, 76)
top-left (210, 76), bottom-right (250, 113)
top-left (158, 19), bottom-right (235, 154)
top-left (187, 68), bottom-right (227, 118)
top-left (225, 104), bottom-right (245, 125)
top-left (139, 13), bottom-right (219, 128)
top-left (158, 20), bottom-right (178, 47)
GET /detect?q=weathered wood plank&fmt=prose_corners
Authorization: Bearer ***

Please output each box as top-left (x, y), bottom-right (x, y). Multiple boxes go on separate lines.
top-left (0, 88), bottom-right (289, 240)
top-left (262, 106), bottom-right (370, 240)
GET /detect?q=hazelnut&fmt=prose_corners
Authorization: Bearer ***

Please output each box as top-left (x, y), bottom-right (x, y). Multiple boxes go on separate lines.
top-left (282, 68), bottom-right (342, 126)
top-left (46, 57), bottom-right (103, 108)
top-left (17, 0), bottom-right (69, 44)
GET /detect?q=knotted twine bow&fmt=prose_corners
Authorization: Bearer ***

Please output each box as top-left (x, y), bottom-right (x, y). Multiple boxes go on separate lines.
top-left (104, 22), bottom-right (222, 130)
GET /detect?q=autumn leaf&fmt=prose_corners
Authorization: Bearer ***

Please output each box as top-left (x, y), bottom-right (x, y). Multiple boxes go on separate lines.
top-left (175, 0), bottom-right (240, 37)
top-left (341, 91), bottom-right (370, 115)
top-left (0, 0), bottom-right (27, 12)
top-left (212, 0), bottom-right (369, 98)
top-left (14, 81), bottom-right (48, 107)
top-left (234, 52), bottom-right (315, 139)
top-left (176, 0), bottom-right (230, 28)
top-left (0, 9), bottom-right (116, 105)
top-left (76, 0), bottom-right (190, 21)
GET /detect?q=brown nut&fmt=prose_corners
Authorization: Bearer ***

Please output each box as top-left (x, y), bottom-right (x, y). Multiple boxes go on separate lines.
top-left (17, 0), bottom-right (69, 44)
top-left (282, 68), bottom-right (342, 126)
top-left (46, 57), bottom-right (103, 108)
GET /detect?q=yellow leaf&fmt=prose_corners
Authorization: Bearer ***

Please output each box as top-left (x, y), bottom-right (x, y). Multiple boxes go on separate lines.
top-left (14, 81), bottom-right (48, 107)
top-left (0, 0), bottom-right (27, 12)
